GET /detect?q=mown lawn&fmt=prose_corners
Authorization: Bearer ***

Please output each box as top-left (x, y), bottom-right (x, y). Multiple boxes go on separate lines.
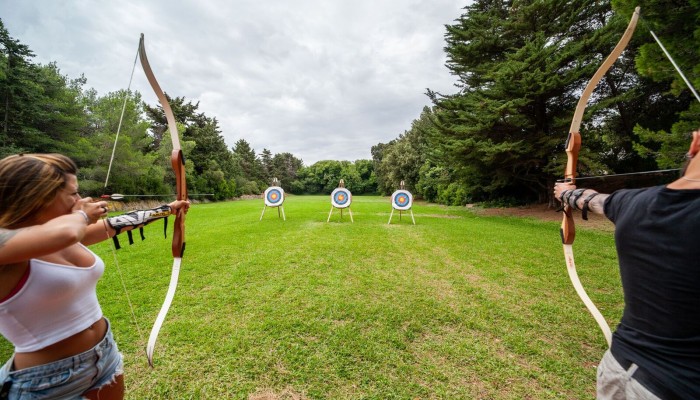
top-left (1, 195), bottom-right (622, 399)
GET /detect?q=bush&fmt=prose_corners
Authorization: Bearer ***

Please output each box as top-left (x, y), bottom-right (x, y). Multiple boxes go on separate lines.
top-left (437, 183), bottom-right (471, 206)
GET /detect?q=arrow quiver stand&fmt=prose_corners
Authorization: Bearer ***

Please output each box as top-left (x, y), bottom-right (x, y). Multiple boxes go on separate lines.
top-left (261, 178), bottom-right (286, 221)
top-left (327, 179), bottom-right (354, 222)
top-left (388, 181), bottom-right (415, 225)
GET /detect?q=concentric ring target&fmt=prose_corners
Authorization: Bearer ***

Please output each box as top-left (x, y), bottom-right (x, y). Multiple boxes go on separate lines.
top-left (391, 190), bottom-right (413, 210)
top-left (331, 188), bottom-right (352, 208)
top-left (264, 186), bottom-right (285, 207)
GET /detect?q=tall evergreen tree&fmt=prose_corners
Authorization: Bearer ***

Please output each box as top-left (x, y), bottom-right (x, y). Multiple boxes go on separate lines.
top-left (232, 138), bottom-right (264, 194)
top-left (428, 0), bottom-right (663, 203)
top-left (0, 19), bottom-right (34, 155)
top-left (270, 152), bottom-right (303, 191)
top-left (260, 148), bottom-right (273, 184)
top-left (143, 94), bottom-right (199, 151)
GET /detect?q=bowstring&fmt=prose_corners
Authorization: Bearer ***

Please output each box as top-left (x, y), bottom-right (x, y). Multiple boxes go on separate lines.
top-left (638, 16), bottom-right (700, 104)
top-left (103, 220), bottom-right (145, 344)
top-left (101, 42), bottom-right (146, 347)
top-left (104, 47), bottom-right (139, 188)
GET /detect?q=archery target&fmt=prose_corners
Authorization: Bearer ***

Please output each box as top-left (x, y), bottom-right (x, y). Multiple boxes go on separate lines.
top-left (391, 190), bottom-right (413, 210)
top-left (264, 186), bottom-right (285, 207)
top-left (331, 188), bottom-right (352, 208)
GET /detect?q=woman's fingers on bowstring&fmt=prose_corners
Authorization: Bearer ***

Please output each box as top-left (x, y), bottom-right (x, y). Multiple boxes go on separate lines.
top-left (170, 200), bottom-right (191, 214)
top-left (79, 199), bottom-right (109, 222)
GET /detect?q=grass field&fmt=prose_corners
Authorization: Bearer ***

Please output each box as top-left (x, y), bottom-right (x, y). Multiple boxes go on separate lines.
top-left (0, 196), bottom-right (622, 399)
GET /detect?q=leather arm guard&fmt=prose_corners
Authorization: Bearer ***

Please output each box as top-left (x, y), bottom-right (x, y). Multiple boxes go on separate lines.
top-left (106, 205), bottom-right (171, 249)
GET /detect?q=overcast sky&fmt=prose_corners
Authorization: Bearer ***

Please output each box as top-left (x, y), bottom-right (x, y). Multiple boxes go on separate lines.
top-left (1, 1), bottom-right (466, 165)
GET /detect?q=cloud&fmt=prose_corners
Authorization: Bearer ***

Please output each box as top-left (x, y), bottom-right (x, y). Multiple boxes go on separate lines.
top-left (0, 0), bottom-right (465, 164)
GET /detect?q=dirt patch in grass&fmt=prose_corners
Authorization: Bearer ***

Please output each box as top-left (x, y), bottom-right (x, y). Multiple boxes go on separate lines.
top-left (475, 203), bottom-right (615, 232)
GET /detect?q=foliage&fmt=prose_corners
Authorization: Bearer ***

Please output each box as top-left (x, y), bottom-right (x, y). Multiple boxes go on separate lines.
top-left (0, 19), bottom-right (88, 155)
top-left (232, 138), bottom-right (265, 195)
top-left (294, 159), bottom-right (376, 195)
top-left (352, 159), bottom-right (377, 194)
top-left (436, 181), bottom-right (471, 206)
top-left (611, 0), bottom-right (700, 168)
top-left (372, 107), bottom-right (442, 199)
top-left (269, 152), bottom-right (305, 192)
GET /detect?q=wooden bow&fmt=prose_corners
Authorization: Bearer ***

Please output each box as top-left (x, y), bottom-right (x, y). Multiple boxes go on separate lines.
top-left (561, 7), bottom-right (640, 347)
top-left (138, 33), bottom-right (188, 367)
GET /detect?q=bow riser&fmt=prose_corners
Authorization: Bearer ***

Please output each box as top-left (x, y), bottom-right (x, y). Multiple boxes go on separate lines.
top-left (561, 131), bottom-right (581, 245)
top-left (171, 149), bottom-right (186, 258)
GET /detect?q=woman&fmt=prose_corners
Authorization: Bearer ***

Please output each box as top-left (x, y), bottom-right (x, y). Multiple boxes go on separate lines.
top-left (0, 154), bottom-right (189, 399)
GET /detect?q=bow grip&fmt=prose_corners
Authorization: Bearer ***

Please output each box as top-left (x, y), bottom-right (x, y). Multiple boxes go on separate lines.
top-left (171, 149), bottom-right (187, 258)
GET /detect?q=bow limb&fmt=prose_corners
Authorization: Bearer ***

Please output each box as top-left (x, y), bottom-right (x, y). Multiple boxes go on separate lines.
top-left (138, 33), bottom-right (188, 367)
top-left (561, 7), bottom-right (640, 347)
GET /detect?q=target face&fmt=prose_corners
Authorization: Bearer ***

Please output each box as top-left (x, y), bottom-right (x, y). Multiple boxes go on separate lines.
top-left (391, 190), bottom-right (413, 210)
top-left (331, 188), bottom-right (352, 208)
top-left (264, 186), bottom-right (285, 207)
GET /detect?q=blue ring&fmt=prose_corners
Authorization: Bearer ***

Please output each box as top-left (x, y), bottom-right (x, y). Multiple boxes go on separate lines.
top-left (394, 194), bottom-right (410, 207)
top-left (333, 190), bottom-right (349, 205)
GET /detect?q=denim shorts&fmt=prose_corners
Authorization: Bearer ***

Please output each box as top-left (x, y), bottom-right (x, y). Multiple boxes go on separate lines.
top-left (0, 318), bottom-right (123, 400)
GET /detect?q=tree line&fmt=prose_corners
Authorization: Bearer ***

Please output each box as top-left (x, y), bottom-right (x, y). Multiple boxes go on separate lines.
top-left (2, 0), bottom-right (698, 206)
top-left (374, 0), bottom-right (699, 206)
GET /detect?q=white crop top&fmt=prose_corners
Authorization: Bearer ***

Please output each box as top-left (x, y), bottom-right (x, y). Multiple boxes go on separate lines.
top-left (0, 244), bottom-right (104, 352)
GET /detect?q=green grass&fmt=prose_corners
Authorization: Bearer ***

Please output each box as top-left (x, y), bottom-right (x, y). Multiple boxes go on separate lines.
top-left (1, 196), bottom-right (621, 399)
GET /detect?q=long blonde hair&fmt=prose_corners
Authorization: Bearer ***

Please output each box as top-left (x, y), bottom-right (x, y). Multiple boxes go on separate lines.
top-left (0, 154), bottom-right (78, 228)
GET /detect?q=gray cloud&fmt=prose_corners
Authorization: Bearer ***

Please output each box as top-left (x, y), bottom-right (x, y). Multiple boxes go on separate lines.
top-left (0, 0), bottom-right (464, 164)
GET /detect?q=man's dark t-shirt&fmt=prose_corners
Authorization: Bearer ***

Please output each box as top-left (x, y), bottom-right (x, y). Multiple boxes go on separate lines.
top-left (604, 185), bottom-right (700, 398)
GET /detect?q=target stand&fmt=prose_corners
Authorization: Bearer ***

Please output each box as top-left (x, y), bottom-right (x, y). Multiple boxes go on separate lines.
top-left (388, 181), bottom-right (415, 225)
top-left (260, 180), bottom-right (286, 221)
top-left (327, 180), bottom-right (353, 223)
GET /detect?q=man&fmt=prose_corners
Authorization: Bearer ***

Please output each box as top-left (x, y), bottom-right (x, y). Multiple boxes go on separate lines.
top-left (554, 130), bottom-right (700, 399)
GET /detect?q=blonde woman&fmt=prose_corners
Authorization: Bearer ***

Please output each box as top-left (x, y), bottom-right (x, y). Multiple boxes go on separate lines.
top-left (0, 154), bottom-right (189, 399)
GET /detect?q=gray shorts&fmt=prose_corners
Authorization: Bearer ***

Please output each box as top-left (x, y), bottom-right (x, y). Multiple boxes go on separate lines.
top-left (597, 349), bottom-right (661, 400)
top-left (0, 318), bottom-right (123, 400)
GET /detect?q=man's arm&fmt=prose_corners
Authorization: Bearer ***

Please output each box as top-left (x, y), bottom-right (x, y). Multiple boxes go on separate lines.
top-left (554, 183), bottom-right (610, 216)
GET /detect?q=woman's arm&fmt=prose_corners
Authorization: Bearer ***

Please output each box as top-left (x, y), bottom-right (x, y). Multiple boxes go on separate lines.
top-left (0, 199), bottom-right (105, 264)
top-left (82, 200), bottom-right (190, 246)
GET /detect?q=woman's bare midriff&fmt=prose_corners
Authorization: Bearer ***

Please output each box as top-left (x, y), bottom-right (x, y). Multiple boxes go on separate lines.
top-left (12, 317), bottom-right (107, 370)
